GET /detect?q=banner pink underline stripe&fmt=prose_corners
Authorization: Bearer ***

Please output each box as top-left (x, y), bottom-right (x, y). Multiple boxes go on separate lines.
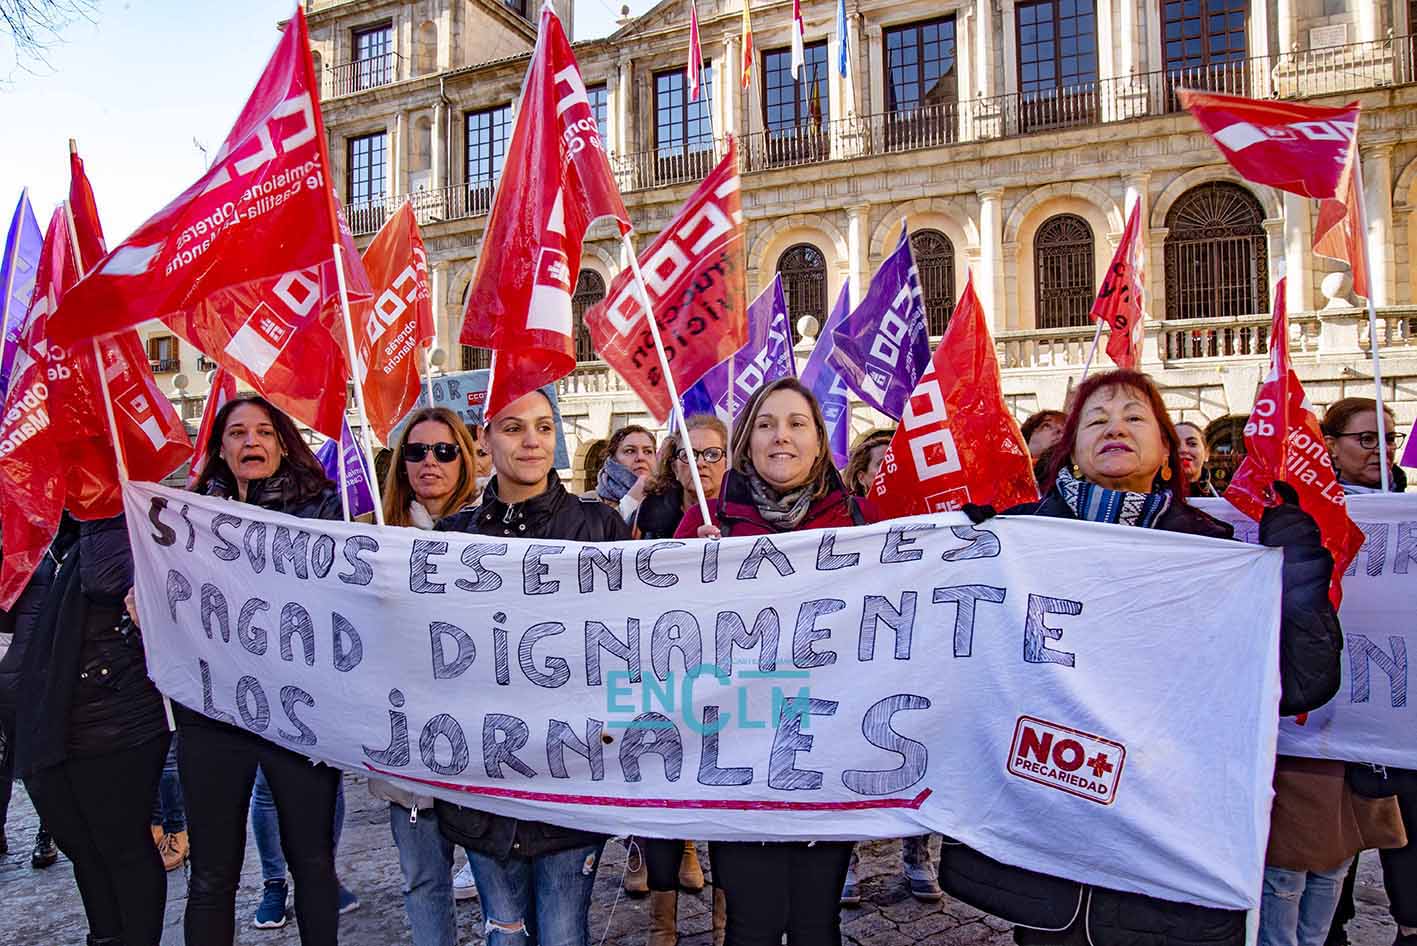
top-left (365, 765), bottom-right (932, 811)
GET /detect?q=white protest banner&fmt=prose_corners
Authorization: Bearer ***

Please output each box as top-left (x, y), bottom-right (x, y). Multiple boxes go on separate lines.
top-left (1195, 494), bottom-right (1416, 769)
top-left (124, 480), bottom-right (1283, 910)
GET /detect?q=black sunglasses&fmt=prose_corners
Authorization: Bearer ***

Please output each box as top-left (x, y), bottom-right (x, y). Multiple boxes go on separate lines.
top-left (403, 441), bottom-right (460, 463)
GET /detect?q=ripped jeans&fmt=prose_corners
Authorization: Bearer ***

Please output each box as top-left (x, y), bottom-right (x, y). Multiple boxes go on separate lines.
top-left (464, 841), bottom-right (604, 946)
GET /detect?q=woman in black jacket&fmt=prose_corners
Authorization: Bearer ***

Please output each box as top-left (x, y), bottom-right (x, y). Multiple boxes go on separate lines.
top-left (15, 514), bottom-right (170, 946)
top-left (435, 389), bottom-right (631, 946)
top-left (941, 369), bottom-right (1343, 946)
top-left (174, 395), bottom-right (345, 946)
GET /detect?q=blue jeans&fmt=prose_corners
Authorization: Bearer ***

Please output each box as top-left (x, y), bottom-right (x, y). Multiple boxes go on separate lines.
top-left (1258, 859), bottom-right (1353, 946)
top-left (389, 804), bottom-right (456, 946)
top-left (465, 841), bottom-right (604, 946)
top-left (253, 767), bottom-right (345, 882)
top-left (149, 736), bottom-right (185, 833)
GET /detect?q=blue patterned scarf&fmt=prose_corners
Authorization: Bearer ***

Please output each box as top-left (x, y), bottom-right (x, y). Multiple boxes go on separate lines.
top-left (1056, 465), bottom-right (1172, 528)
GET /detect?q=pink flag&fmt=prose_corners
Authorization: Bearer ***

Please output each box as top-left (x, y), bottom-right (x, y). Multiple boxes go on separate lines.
top-left (1089, 200), bottom-right (1145, 371)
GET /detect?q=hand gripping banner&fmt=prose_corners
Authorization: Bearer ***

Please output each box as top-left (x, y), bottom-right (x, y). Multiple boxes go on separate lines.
top-left (125, 481), bottom-right (1283, 911)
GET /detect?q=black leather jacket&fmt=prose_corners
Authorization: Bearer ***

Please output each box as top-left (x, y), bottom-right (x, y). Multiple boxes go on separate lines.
top-left (939, 487), bottom-right (1341, 946)
top-left (434, 471), bottom-right (631, 859)
top-left (202, 463), bottom-right (342, 521)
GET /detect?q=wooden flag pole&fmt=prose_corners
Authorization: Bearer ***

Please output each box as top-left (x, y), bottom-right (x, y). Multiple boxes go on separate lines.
top-left (1350, 158), bottom-right (1392, 493)
top-left (619, 232), bottom-right (713, 527)
top-left (332, 240), bottom-right (387, 524)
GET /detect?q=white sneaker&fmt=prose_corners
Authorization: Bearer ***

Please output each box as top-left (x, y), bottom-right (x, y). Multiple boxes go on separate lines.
top-left (453, 861), bottom-right (478, 901)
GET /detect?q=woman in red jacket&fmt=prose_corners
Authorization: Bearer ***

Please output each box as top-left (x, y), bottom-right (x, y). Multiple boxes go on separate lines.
top-left (676, 377), bottom-right (871, 946)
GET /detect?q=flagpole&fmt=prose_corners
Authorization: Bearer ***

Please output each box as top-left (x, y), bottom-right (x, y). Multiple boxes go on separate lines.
top-left (1080, 322), bottom-right (1104, 381)
top-left (619, 233), bottom-right (713, 526)
top-left (332, 240), bottom-right (387, 525)
top-left (1350, 158), bottom-right (1392, 493)
top-left (422, 346), bottom-right (436, 406)
top-left (337, 433), bottom-right (352, 523)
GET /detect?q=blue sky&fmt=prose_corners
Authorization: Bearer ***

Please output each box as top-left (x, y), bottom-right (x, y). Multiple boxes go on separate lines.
top-left (3, 0), bottom-right (653, 242)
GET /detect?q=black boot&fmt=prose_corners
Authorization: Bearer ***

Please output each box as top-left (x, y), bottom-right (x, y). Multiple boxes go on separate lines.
top-left (86, 937), bottom-right (124, 946)
top-left (31, 828), bottom-right (57, 869)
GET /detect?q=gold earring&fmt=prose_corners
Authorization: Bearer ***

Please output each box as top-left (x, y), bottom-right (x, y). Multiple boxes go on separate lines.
top-left (1161, 459), bottom-right (1172, 482)
top-left (1071, 463), bottom-right (1081, 478)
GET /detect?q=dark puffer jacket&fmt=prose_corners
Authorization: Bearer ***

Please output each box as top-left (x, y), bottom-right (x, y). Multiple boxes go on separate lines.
top-left (634, 488), bottom-right (686, 539)
top-left (434, 471), bottom-right (631, 859)
top-left (938, 486), bottom-right (1342, 946)
top-left (13, 515), bottom-right (168, 777)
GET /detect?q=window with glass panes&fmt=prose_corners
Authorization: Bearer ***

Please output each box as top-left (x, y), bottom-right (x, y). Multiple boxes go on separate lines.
top-left (654, 65), bottom-right (714, 155)
top-left (1017, 1), bottom-right (1097, 103)
top-left (586, 84), bottom-right (609, 138)
top-left (884, 18), bottom-right (957, 113)
top-left (776, 244), bottom-right (827, 343)
top-left (466, 104), bottom-right (513, 195)
top-left (353, 23), bottom-right (393, 88)
top-left (347, 133), bottom-right (387, 207)
top-left (571, 270), bottom-right (607, 362)
top-left (1162, 0), bottom-right (1247, 101)
top-left (1033, 214), bottom-right (1095, 329)
top-left (763, 43), bottom-right (828, 131)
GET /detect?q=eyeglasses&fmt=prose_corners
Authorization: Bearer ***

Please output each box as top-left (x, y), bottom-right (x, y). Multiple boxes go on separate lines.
top-left (674, 446), bottom-right (726, 464)
top-left (403, 441), bottom-right (460, 463)
top-left (1333, 431), bottom-right (1406, 450)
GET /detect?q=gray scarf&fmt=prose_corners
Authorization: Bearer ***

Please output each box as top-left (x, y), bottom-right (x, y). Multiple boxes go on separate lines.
top-left (745, 468), bottom-right (817, 530)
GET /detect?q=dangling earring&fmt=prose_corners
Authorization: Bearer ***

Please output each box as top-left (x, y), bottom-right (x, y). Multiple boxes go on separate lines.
top-left (1160, 459), bottom-right (1172, 482)
top-left (1071, 463), bottom-right (1081, 479)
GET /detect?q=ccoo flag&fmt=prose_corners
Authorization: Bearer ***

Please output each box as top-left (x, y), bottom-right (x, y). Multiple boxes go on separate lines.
top-left (1225, 279), bottom-right (1363, 608)
top-left (0, 191), bottom-right (43, 400)
top-left (44, 7), bottom-right (362, 437)
top-left (459, 4), bottom-right (631, 421)
top-left (799, 280), bottom-right (853, 466)
top-left (316, 419), bottom-right (376, 519)
top-left (870, 274), bottom-right (1036, 518)
top-left (683, 274), bottom-right (796, 421)
top-left (829, 227), bottom-right (931, 419)
top-left (584, 143), bottom-right (746, 422)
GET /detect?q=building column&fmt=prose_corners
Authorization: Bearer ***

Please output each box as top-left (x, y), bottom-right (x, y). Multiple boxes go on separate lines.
top-left (847, 12), bottom-right (863, 115)
top-left (977, 187), bottom-right (1004, 331)
top-left (1119, 0), bottom-right (1139, 76)
top-left (956, 5), bottom-right (975, 140)
top-left (616, 56), bottom-right (633, 158)
top-left (723, 34), bottom-right (741, 139)
top-left (1000, 0), bottom-right (1018, 99)
top-left (847, 204), bottom-right (870, 307)
top-left (1283, 192), bottom-right (1311, 312)
top-left (1251, 1), bottom-right (1275, 98)
top-left (429, 261), bottom-right (445, 357)
top-left (431, 101), bottom-right (447, 189)
top-left (866, 23), bottom-right (884, 114)
top-left (1355, 0), bottom-right (1380, 44)
top-left (387, 115), bottom-right (402, 199)
top-left (1363, 141), bottom-right (1396, 307)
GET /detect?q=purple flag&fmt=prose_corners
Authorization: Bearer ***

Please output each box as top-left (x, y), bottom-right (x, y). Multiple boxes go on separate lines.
top-left (0, 191), bottom-right (43, 400)
top-left (1403, 417), bottom-right (1417, 469)
top-left (683, 274), bottom-right (797, 421)
top-left (316, 420), bottom-right (375, 519)
top-left (800, 279), bottom-right (852, 466)
top-left (828, 227), bottom-right (930, 419)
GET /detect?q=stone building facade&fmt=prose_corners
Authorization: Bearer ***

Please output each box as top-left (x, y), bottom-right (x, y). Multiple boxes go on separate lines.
top-left (144, 0), bottom-right (1417, 490)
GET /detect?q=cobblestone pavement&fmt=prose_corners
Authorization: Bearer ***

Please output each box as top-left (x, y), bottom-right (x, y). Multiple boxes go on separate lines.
top-left (0, 772), bottom-right (1400, 946)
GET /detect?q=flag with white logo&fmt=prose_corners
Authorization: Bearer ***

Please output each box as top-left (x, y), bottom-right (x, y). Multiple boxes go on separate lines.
top-left (683, 274), bottom-right (795, 422)
top-left (799, 280), bottom-right (852, 466)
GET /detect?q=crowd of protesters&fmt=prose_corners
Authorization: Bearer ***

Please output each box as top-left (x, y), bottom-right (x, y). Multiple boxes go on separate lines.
top-left (0, 370), bottom-right (1412, 946)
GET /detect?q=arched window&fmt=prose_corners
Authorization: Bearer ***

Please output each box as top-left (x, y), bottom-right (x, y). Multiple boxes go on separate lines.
top-left (1033, 213), bottom-right (1094, 329)
top-left (571, 269), bottom-right (607, 362)
top-left (1164, 182), bottom-right (1268, 321)
top-left (910, 229), bottom-right (955, 334)
top-left (776, 243), bottom-right (827, 343)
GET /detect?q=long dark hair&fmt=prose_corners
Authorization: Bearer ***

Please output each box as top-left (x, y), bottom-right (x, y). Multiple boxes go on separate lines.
top-left (192, 395), bottom-right (331, 501)
top-left (730, 377), bottom-right (837, 500)
top-left (1043, 369), bottom-right (1188, 506)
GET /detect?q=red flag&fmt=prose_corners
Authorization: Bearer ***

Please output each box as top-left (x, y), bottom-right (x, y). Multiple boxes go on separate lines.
top-left (1313, 171), bottom-right (1369, 299)
top-left (1179, 90), bottom-right (1359, 200)
top-left (1225, 278), bottom-right (1364, 609)
top-left (869, 275), bottom-right (1038, 518)
top-left (354, 202), bottom-right (435, 444)
top-left (741, 0), bottom-right (753, 90)
top-left (45, 8), bottom-right (359, 437)
top-left (688, 0), bottom-right (704, 101)
top-left (584, 143), bottom-right (746, 422)
top-left (188, 368), bottom-right (238, 487)
top-left (790, 0), bottom-right (805, 79)
top-left (460, 6), bottom-right (632, 421)
top-left (1089, 200), bottom-right (1146, 371)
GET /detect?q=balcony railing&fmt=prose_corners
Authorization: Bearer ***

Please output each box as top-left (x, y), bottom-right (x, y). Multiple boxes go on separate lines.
top-left (347, 182), bottom-right (498, 235)
top-left (327, 52), bottom-right (402, 98)
top-left (149, 358), bottom-right (180, 373)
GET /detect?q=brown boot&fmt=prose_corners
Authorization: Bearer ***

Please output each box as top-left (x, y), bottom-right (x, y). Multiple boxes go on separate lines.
top-left (712, 885), bottom-right (726, 946)
top-left (623, 839), bottom-right (649, 897)
top-left (648, 889), bottom-right (678, 946)
top-left (677, 841), bottom-right (704, 892)
top-left (159, 830), bottom-right (189, 872)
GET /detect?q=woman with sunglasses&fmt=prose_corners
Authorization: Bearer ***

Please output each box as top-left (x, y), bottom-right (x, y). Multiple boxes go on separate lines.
top-left (367, 407), bottom-right (485, 946)
top-left (634, 414), bottom-right (729, 540)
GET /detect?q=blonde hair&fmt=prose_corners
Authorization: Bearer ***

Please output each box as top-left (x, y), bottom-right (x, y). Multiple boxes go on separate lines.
top-left (382, 407), bottom-right (483, 526)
